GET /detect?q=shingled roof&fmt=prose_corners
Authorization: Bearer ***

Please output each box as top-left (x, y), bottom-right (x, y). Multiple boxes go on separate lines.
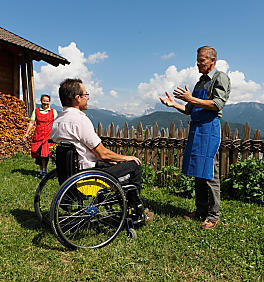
top-left (0, 27), bottom-right (70, 66)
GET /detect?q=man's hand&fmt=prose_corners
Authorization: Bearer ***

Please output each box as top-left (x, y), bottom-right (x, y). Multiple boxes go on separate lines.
top-left (92, 143), bottom-right (141, 165)
top-left (173, 85), bottom-right (192, 103)
top-left (160, 92), bottom-right (175, 107)
top-left (173, 85), bottom-right (219, 111)
top-left (123, 155), bottom-right (141, 165)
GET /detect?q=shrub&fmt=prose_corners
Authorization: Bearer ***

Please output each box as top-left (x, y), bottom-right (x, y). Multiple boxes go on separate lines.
top-left (49, 143), bottom-right (58, 163)
top-left (221, 157), bottom-right (264, 204)
top-left (141, 164), bottom-right (195, 197)
top-left (156, 165), bottom-right (195, 198)
top-left (141, 163), bottom-right (157, 189)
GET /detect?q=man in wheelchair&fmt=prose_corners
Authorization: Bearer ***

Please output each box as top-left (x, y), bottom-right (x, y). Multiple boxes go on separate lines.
top-left (50, 78), bottom-right (154, 223)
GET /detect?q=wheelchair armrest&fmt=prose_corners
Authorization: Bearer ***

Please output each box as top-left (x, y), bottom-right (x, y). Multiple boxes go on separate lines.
top-left (59, 141), bottom-right (75, 147)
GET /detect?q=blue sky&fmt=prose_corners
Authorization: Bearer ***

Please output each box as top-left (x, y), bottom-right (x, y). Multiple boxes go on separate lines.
top-left (2, 0), bottom-right (264, 115)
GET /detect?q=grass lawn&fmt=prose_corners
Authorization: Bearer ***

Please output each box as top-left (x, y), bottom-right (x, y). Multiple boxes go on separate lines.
top-left (0, 153), bottom-right (263, 281)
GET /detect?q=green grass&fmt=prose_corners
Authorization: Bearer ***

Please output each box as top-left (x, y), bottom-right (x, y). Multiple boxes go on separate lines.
top-left (0, 153), bottom-right (263, 281)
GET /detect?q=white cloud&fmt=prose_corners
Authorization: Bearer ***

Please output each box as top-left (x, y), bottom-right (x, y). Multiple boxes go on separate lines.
top-left (87, 51), bottom-right (108, 64)
top-left (34, 42), bottom-right (106, 106)
top-left (136, 64), bottom-right (200, 110)
top-left (125, 60), bottom-right (264, 116)
top-left (215, 60), bottom-right (263, 104)
top-left (216, 60), bottom-right (229, 73)
top-left (227, 70), bottom-right (262, 103)
top-left (161, 52), bottom-right (175, 60)
top-left (110, 90), bottom-right (118, 98)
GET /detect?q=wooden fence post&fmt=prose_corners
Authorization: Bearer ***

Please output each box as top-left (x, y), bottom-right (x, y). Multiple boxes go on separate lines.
top-left (129, 126), bottom-right (135, 156)
top-left (116, 126), bottom-right (121, 154)
top-left (97, 122), bottom-right (102, 137)
top-left (168, 122), bottom-right (175, 166)
top-left (253, 129), bottom-right (261, 159)
top-left (176, 127), bottom-right (184, 170)
top-left (242, 122), bottom-right (251, 160)
top-left (151, 122), bottom-right (158, 171)
top-left (231, 129), bottom-right (240, 164)
top-left (159, 128), bottom-right (166, 185)
top-left (109, 123), bottom-right (115, 151)
top-left (123, 122), bottom-right (129, 155)
top-left (220, 122), bottom-right (231, 178)
top-left (136, 122), bottom-right (143, 161)
top-left (144, 128), bottom-right (150, 165)
top-left (160, 128), bottom-right (166, 169)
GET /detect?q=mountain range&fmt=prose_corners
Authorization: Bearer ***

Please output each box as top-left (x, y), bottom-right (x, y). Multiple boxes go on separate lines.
top-left (47, 102), bottom-right (264, 136)
top-left (222, 102), bottom-right (264, 131)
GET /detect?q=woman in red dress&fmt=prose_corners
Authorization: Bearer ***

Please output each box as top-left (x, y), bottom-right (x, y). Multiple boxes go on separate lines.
top-left (23, 94), bottom-right (58, 178)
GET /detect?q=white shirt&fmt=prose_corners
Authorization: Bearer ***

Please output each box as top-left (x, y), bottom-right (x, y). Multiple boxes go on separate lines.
top-left (50, 107), bottom-right (101, 169)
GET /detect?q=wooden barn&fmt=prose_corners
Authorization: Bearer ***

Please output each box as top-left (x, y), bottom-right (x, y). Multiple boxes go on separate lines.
top-left (0, 27), bottom-right (70, 115)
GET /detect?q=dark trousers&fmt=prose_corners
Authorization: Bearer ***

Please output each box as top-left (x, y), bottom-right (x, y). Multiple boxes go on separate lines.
top-left (195, 154), bottom-right (220, 221)
top-left (95, 160), bottom-right (142, 193)
top-left (35, 145), bottom-right (49, 166)
top-left (96, 160), bottom-right (143, 207)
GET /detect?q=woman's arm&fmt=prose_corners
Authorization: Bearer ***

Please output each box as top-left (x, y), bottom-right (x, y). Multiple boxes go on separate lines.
top-left (23, 120), bottom-right (35, 141)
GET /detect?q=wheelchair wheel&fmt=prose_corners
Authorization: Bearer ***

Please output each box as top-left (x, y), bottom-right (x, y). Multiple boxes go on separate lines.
top-left (50, 170), bottom-right (127, 249)
top-left (34, 169), bottom-right (59, 226)
top-left (128, 228), bottom-right (137, 240)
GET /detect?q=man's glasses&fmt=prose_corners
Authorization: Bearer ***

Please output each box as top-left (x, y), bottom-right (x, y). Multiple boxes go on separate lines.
top-left (80, 93), bottom-right (89, 98)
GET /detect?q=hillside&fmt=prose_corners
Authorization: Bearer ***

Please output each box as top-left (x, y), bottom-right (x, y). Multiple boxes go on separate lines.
top-left (223, 102), bottom-right (264, 130)
top-left (128, 111), bottom-right (191, 129)
top-left (83, 109), bottom-right (130, 128)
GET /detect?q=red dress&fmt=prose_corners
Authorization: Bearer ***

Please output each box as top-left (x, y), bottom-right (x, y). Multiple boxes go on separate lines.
top-left (31, 108), bottom-right (54, 158)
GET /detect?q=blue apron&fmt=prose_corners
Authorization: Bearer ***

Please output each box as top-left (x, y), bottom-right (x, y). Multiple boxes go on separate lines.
top-left (182, 72), bottom-right (221, 180)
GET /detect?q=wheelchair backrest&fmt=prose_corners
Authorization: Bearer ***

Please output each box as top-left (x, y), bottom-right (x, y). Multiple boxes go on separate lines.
top-left (56, 141), bottom-right (79, 185)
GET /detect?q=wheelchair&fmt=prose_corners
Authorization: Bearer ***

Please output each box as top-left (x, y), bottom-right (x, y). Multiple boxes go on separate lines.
top-left (34, 141), bottom-right (146, 249)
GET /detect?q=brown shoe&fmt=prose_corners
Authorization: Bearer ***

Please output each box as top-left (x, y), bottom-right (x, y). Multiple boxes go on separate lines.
top-left (144, 208), bottom-right (154, 223)
top-left (184, 211), bottom-right (201, 220)
top-left (201, 218), bottom-right (218, 229)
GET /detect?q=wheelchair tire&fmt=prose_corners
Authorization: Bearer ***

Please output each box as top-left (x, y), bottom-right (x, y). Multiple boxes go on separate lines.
top-left (50, 170), bottom-right (127, 249)
top-left (34, 169), bottom-right (59, 226)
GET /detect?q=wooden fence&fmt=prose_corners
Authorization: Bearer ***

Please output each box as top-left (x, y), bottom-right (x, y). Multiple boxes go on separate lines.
top-left (98, 121), bottom-right (264, 179)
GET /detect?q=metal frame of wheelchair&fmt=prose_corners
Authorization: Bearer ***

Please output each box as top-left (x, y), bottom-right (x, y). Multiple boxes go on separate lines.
top-left (34, 142), bottom-right (146, 249)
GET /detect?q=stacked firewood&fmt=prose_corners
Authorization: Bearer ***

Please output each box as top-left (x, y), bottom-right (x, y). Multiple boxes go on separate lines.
top-left (0, 93), bottom-right (33, 159)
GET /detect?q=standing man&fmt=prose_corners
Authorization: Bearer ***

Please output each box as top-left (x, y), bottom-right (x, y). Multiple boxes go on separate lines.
top-left (51, 78), bottom-right (154, 222)
top-left (160, 46), bottom-right (230, 229)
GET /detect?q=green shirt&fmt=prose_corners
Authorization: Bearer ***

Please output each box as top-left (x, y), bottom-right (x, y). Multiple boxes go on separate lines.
top-left (185, 68), bottom-right (231, 118)
top-left (31, 107), bottom-right (58, 121)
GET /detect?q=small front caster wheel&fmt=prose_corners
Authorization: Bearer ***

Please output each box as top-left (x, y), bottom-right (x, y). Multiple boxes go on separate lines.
top-left (128, 228), bottom-right (137, 240)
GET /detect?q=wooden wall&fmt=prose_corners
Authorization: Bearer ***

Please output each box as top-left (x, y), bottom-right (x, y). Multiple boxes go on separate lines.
top-left (0, 50), bottom-right (20, 98)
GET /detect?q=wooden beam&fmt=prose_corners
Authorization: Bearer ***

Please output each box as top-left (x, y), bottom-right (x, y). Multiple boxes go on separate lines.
top-left (20, 55), bottom-right (28, 115)
top-left (27, 57), bottom-right (36, 116)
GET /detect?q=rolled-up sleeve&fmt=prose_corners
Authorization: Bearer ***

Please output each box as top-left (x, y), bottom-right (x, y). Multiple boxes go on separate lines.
top-left (185, 103), bottom-right (193, 115)
top-left (212, 73), bottom-right (231, 111)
